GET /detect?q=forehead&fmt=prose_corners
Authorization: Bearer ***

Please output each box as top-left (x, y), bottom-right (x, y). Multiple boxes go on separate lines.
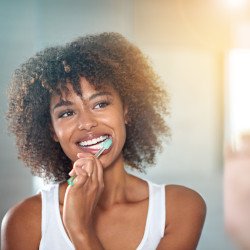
top-left (50, 78), bottom-right (119, 102)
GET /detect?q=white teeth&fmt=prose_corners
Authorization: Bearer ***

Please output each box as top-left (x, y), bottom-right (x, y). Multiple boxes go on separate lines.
top-left (86, 143), bottom-right (103, 150)
top-left (79, 135), bottom-right (108, 147)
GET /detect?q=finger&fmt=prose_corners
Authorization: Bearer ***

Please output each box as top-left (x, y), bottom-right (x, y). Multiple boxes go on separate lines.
top-left (68, 168), bottom-right (76, 176)
top-left (97, 159), bottom-right (104, 185)
top-left (68, 172), bottom-right (89, 189)
top-left (90, 157), bottom-right (98, 183)
top-left (73, 158), bottom-right (94, 176)
top-left (83, 158), bottom-right (95, 177)
top-left (77, 152), bottom-right (93, 159)
top-left (93, 157), bottom-right (103, 186)
top-left (81, 158), bottom-right (94, 177)
top-left (73, 164), bottom-right (88, 177)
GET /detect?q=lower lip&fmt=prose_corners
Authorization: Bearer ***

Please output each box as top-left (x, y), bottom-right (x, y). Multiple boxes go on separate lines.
top-left (99, 145), bottom-right (112, 156)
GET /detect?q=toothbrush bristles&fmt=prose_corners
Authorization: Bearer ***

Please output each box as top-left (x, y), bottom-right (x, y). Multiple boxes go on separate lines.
top-left (102, 138), bottom-right (113, 150)
top-left (95, 138), bottom-right (112, 157)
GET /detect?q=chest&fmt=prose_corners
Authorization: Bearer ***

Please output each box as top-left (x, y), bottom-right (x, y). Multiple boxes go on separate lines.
top-left (60, 200), bottom-right (149, 250)
top-left (95, 201), bottom-right (149, 250)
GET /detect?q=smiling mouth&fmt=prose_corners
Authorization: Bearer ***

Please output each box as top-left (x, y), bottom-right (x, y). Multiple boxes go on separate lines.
top-left (78, 135), bottom-right (110, 150)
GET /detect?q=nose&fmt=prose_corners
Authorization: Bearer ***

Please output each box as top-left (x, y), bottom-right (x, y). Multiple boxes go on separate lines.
top-left (78, 111), bottom-right (98, 131)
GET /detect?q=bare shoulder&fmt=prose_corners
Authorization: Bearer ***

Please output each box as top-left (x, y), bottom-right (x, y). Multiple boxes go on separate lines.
top-left (1, 194), bottom-right (42, 250)
top-left (157, 185), bottom-right (206, 250)
top-left (165, 184), bottom-right (206, 216)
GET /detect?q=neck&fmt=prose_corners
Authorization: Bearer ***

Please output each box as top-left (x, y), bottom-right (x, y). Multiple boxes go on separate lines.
top-left (98, 156), bottom-right (130, 209)
top-left (60, 155), bottom-right (134, 209)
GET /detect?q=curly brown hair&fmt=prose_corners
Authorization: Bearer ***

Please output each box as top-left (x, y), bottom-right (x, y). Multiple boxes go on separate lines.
top-left (7, 32), bottom-right (170, 182)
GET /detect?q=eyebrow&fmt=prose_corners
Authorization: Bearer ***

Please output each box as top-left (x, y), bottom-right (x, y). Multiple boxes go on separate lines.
top-left (52, 91), bottom-right (113, 111)
top-left (52, 99), bottom-right (73, 111)
top-left (88, 91), bottom-right (112, 101)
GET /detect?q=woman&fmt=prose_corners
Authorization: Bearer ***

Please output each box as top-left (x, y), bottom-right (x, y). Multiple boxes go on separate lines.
top-left (1, 32), bottom-right (206, 250)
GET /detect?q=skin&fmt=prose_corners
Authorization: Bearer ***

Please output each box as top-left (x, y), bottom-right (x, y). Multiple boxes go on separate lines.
top-left (1, 78), bottom-right (206, 250)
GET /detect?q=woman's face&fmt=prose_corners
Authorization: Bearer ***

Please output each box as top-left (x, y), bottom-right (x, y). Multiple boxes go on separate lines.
top-left (50, 77), bottom-right (128, 168)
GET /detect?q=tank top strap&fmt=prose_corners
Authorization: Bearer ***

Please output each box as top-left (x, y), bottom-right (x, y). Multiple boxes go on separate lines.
top-left (148, 181), bottom-right (166, 237)
top-left (137, 180), bottom-right (166, 250)
top-left (39, 184), bottom-right (74, 250)
top-left (40, 185), bottom-right (56, 239)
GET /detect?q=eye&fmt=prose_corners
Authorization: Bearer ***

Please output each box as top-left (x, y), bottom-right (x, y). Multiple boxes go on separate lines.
top-left (94, 101), bottom-right (110, 109)
top-left (58, 110), bottom-right (75, 118)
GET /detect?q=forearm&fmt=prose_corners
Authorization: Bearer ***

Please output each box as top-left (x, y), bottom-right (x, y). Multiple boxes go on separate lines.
top-left (69, 231), bottom-right (105, 250)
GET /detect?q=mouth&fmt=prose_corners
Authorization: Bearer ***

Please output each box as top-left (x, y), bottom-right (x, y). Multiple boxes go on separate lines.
top-left (77, 134), bottom-right (111, 152)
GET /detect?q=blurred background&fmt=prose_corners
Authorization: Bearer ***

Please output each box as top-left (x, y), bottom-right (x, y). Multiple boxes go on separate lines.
top-left (1, 0), bottom-right (250, 249)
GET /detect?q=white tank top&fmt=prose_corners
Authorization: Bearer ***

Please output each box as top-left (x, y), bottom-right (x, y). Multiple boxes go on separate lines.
top-left (39, 180), bottom-right (166, 250)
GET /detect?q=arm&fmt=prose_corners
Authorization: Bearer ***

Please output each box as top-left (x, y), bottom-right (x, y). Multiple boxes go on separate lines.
top-left (68, 229), bottom-right (104, 250)
top-left (63, 153), bottom-right (105, 250)
top-left (157, 185), bottom-right (206, 250)
top-left (1, 195), bottom-right (41, 250)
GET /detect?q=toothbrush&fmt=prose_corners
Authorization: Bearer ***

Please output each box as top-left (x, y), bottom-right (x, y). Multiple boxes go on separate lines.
top-left (67, 138), bottom-right (112, 186)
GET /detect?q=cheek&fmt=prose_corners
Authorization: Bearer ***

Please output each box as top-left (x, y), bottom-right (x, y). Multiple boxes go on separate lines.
top-left (114, 114), bottom-right (127, 144)
top-left (102, 110), bottom-right (126, 130)
top-left (52, 121), bottom-right (73, 142)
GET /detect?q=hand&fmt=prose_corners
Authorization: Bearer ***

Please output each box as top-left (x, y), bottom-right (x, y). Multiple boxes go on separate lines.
top-left (63, 153), bottom-right (104, 241)
top-left (224, 132), bottom-right (250, 249)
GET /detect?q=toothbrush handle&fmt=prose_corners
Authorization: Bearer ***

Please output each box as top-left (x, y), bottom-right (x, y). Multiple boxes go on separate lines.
top-left (67, 176), bottom-right (75, 186)
top-left (95, 147), bottom-right (105, 158)
top-left (67, 147), bottom-right (105, 186)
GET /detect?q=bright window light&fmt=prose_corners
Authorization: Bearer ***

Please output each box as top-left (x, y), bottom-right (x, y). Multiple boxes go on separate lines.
top-left (228, 49), bottom-right (250, 137)
top-left (225, 0), bottom-right (247, 8)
